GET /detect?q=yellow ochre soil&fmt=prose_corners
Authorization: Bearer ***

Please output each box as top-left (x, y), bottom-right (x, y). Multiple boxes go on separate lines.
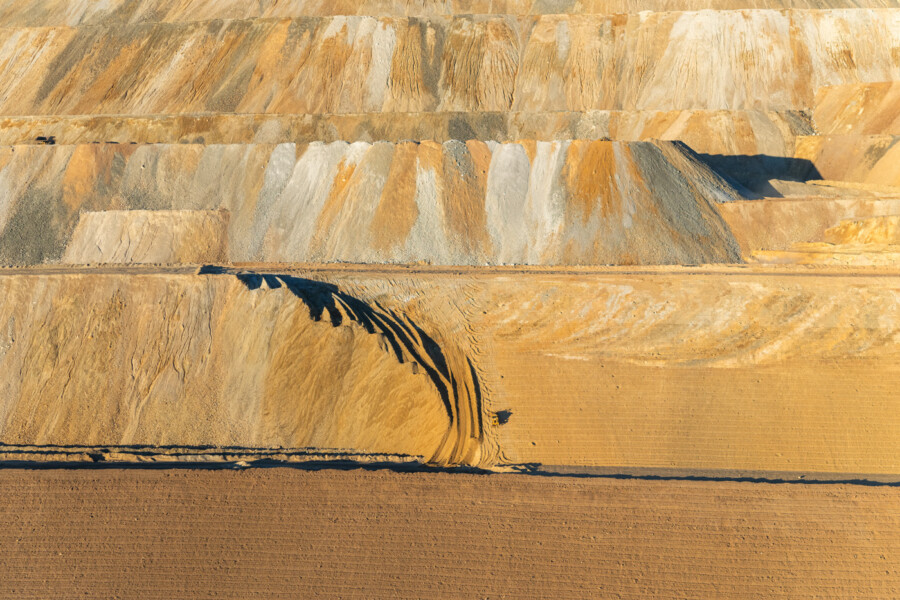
top-left (1, 264), bottom-right (898, 473)
top-left (1, 468), bottom-right (898, 600)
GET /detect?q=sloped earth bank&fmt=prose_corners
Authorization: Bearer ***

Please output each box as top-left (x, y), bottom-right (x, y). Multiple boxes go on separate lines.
top-left (1, 468), bottom-right (898, 600)
top-left (793, 135), bottom-right (900, 187)
top-left (2, 265), bottom-right (899, 474)
top-left (0, 12), bottom-right (896, 115)
top-left (62, 210), bottom-right (230, 264)
top-left (813, 81), bottom-right (900, 135)
top-left (718, 197), bottom-right (900, 253)
top-left (0, 140), bottom-right (741, 266)
top-left (3, 0), bottom-right (900, 25)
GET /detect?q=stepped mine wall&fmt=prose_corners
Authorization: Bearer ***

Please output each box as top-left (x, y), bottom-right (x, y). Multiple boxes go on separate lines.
top-left (0, 11), bottom-right (896, 115)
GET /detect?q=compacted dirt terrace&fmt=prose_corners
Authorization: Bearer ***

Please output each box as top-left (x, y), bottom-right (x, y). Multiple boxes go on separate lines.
top-left (2, 0), bottom-right (899, 596)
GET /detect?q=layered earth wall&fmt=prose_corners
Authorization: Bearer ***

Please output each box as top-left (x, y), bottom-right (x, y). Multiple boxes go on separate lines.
top-left (2, 1), bottom-right (899, 598)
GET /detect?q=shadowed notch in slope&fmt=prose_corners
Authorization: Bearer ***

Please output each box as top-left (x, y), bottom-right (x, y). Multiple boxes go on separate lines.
top-left (696, 153), bottom-right (823, 198)
top-left (0, 140), bottom-right (743, 266)
top-left (235, 273), bottom-right (485, 466)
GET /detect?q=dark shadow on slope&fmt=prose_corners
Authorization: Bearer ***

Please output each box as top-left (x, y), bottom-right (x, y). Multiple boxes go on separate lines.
top-left (235, 273), bottom-right (456, 418)
top-left (695, 154), bottom-right (822, 198)
top-left (234, 273), bottom-right (484, 465)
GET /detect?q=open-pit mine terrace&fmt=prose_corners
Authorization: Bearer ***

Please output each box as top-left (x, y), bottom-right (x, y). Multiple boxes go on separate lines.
top-left (1, 0), bottom-right (899, 597)
top-left (2, 262), bottom-right (899, 597)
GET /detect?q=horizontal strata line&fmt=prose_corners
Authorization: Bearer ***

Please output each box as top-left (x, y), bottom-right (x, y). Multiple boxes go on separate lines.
top-left (4, 263), bottom-right (900, 278)
top-left (0, 454), bottom-right (897, 486)
top-left (0, 8), bottom-right (895, 30)
top-left (0, 109), bottom-right (811, 119)
top-left (507, 464), bottom-right (900, 485)
top-left (0, 442), bottom-right (420, 458)
top-left (0, 458), bottom-right (493, 476)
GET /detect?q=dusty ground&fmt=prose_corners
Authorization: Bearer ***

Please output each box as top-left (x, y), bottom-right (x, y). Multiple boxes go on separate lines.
top-left (1, 467), bottom-right (897, 599)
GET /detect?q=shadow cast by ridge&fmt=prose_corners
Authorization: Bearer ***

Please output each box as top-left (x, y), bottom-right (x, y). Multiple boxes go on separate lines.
top-left (696, 153), bottom-right (823, 198)
top-left (235, 273), bottom-right (485, 466)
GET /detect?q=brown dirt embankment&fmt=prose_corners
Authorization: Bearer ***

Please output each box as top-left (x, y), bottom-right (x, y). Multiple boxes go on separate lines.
top-left (793, 135), bottom-right (900, 188)
top-left (1, 468), bottom-right (898, 600)
top-left (813, 81), bottom-right (900, 135)
top-left (2, 265), bottom-right (899, 473)
top-left (0, 272), bottom-right (467, 464)
top-left (718, 197), bottom-right (900, 253)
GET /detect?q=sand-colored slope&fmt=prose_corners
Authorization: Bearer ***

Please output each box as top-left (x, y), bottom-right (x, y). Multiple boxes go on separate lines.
top-left (824, 215), bottom-right (900, 243)
top-left (814, 81), bottom-right (900, 135)
top-left (753, 244), bottom-right (900, 264)
top-left (2, 468), bottom-right (898, 600)
top-left (470, 268), bottom-right (900, 471)
top-left (62, 210), bottom-right (229, 264)
top-left (0, 140), bottom-right (742, 266)
top-left (0, 12), bottom-right (896, 115)
top-left (2, 265), bottom-right (900, 473)
top-left (0, 109), bottom-right (813, 153)
top-left (0, 272), bottom-right (462, 462)
top-left (750, 216), bottom-right (900, 265)
top-left (2, 0), bottom-right (898, 25)
top-left (718, 197), bottom-right (900, 252)
top-left (794, 135), bottom-right (900, 187)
